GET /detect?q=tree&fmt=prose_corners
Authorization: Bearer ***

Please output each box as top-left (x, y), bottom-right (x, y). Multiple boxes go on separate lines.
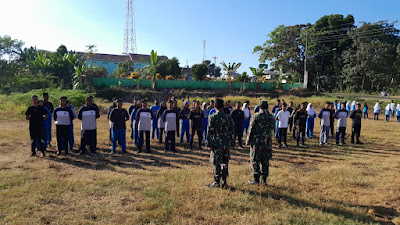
top-left (341, 22), bottom-right (399, 92)
top-left (191, 64), bottom-right (208, 81)
top-left (250, 65), bottom-right (267, 91)
top-left (204, 60), bottom-right (222, 77)
top-left (0, 35), bottom-right (24, 62)
top-left (220, 61), bottom-right (241, 90)
top-left (141, 50), bottom-right (161, 89)
top-left (114, 60), bottom-right (134, 77)
top-left (156, 57), bottom-right (182, 78)
top-left (237, 71), bottom-right (250, 82)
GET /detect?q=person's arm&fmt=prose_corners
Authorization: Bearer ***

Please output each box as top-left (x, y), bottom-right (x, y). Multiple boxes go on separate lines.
top-left (246, 117), bottom-right (255, 146)
top-left (318, 109), bottom-right (323, 118)
top-left (332, 111), bottom-right (338, 119)
top-left (275, 111), bottom-right (280, 121)
top-left (109, 109), bottom-right (114, 122)
top-left (68, 108), bottom-right (75, 121)
top-left (53, 108), bottom-right (58, 121)
top-left (43, 108), bottom-right (49, 120)
top-left (25, 108), bottom-right (31, 120)
top-left (124, 110), bottom-right (129, 121)
top-left (135, 109), bottom-right (141, 121)
top-left (95, 107), bottom-right (100, 119)
top-left (205, 116), bottom-right (215, 150)
top-left (78, 107), bottom-right (83, 120)
top-left (349, 111), bottom-right (355, 119)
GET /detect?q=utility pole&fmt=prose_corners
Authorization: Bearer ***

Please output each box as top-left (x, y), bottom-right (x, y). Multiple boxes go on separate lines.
top-left (303, 30), bottom-right (308, 89)
top-left (212, 56), bottom-right (218, 65)
top-left (203, 40), bottom-right (206, 62)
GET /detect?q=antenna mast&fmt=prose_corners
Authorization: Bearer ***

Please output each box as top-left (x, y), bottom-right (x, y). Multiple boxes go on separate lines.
top-left (123, 0), bottom-right (137, 54)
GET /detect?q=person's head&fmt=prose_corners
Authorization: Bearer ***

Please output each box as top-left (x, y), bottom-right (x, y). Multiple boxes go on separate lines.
top-left (277, 99), bottom-right (281, 105)
top-left (227, 100), bottom-right (231, 107)
top-left (112, 97), bottom-right (117, 107)
top-left (236, 102), bottom-right (241, 110)
top-left (259, 99), bottom-right (263, 106)
top-left (364, 103), bottom-right (367, 107)
top-left (215, 99), bottom-right (224, 111)
top-left (142, 99), bottom-right (148, 109)
top-left (60, 96), bottom-right (67, 107)
top-left (301, 102), bottom-right (306, 110)
top-left (289, 102), bottom-right (294, 108)
top-left (282, 103), bottom-right (287, 111)
top-left (66, 100), bottom-right (71, 107)
top-left (202, 102), bottom-right (207, 109)
top-left (161, 101), bottom-right (166, 108)
top-left (168, 100), bottom-right (174, 109)
top-left (341, 102), bottom-right (346, 109)
top-left (173, 100), bottom-right (178, 108)
top-left (210, 100), bottom-right (214, 107)
top-left (260, 100), bottom-right (268, 111)
top-left (117, 99), bottom-right (123, 108)
top-left (325, 101), bottom-right (330, 108)
top-left (195, 101), bottom-right (201, 109)
top-left (43, 93), bottom-right (49, 101)
top-left (86, 96), bottom-right (93, 107)
top-left (245, 100), bottom-right (250, 105)
top-left (309, 103), bottom-right (313, 109)
top-left (330, 103), bottom-right (334, 109)
top-left (356, 103), bottom-right (361, 110)
top-left (154, 99), bottom-right (159, 106)
top-left (31, 95), bottom-right (39, 106)
top-left (391, 100), bottom-right (394, 103)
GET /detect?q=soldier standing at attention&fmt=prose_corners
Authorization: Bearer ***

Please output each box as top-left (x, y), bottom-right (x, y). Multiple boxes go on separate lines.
top-left (206, 99), bottom-right (234, 188)
top-left (246, 100), bottom-right (275, 185)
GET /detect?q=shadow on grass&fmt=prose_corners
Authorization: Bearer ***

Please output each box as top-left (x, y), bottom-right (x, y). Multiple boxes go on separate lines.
top-left (233, 186), bottom-right (395, 225)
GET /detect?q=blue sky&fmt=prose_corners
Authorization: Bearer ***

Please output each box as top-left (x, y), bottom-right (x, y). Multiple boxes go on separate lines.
top-left (1, 0), bottom-right (399, 74)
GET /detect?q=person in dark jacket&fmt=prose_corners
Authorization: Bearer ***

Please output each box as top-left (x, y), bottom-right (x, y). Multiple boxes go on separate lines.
top-left (109, 99), bottom-right (129, 154)
top-left (189, 101), bottom-right (203, 150)
top-left (135, 99), bottom-right (153, 153)
top-left (294, 103), bottom-right (308, 146)
top-left (287, 102), bottom-right (294, 133)
top-left (173, 100), bottom-right (181, 138)
top-left (230, 102), bottom-right (245, 148)
top-left (179, 102), bottom-right (191, 143)
top-left (162, 101), bottom-right (178, 152)
top-left (350, 103), bottom-right (363, 144)
top-left (54, 96), bottom-right (75, 155)
top-left (26, 95), bottom-right (48, 157)
top-left (329, 102), bottom-right (336, 137)
top-left (318, 102), bottom-right (331, 145)
top-left (333, 102), bottom-right (348, 145)
top-left (157, 101), bottom-right (167, 144)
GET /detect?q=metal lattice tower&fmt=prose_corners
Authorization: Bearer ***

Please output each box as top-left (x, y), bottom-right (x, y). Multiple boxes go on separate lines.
top-left (123, 0), bottom-right (136, 54)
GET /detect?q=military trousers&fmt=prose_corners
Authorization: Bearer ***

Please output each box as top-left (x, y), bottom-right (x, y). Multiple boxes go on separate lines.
top-left (250, 148), bottom-right (272, 179)
top-left (210, 148), bottom-right (230, 183)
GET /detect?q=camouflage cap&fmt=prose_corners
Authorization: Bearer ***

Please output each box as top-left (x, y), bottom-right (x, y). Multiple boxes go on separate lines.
top-left (260, 100), bottom-right (268, 109)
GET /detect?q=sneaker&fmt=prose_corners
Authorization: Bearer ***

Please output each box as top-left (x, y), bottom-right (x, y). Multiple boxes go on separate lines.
top-left (277, 144), bottom-right (282, 148)
top-left (30, 152), bottom-right (36, 157)
top-left (40, 151), bottom-right (46, 157)
top-left (56, 151), bottom-right (61, 155)
top-left (283, 144), bottom-right (288, 148)
top-left (110, 150), bottom-right (116, 155)
top-left (248, 180), bottom-right (260, 185)
top-left (207, 182), bottom-right (220, 188)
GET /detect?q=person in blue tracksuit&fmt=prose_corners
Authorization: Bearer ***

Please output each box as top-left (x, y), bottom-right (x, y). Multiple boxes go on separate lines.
top-left (242, 102), bottom-right (251, 136)
top-left (385, 103), bottom-right (391, 122)
top-left (157, 101), bottom-right (167, 143)
top-left (131, 102), bottom-right (141, 147)
top-left (272, 99), bottom-right (281, 139)
top-left (346, 101), bottom-right (351, 112)
top-left (179, 102), bottom-right (191, 143)
top-left (201, 102), bottom-right (209, 142)
top-left (38, 100), bottom-right (52, 149)
top-left (363, 103), bottom-right (368, 119)
top-left (350, 101), bottom-right (356, 113)
top-left (273, 109), bottom-right (280, 139)
top-left (395, 104), bottom-right (400, 122)
top-left (333, 102), bottom-right (348, 145)
top-left (306, 103), bottom-right (316, 138)
top-left (150, 100), bottom-right (161, 139)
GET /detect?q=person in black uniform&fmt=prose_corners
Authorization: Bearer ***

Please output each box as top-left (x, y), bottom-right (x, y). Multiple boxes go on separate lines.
top-left (189, 101), bottom-right (203, 150)
top-left (294, 103), bottom-right (308, 146)
top-left (42, 93), bottom-right (54, 113)
top-left (230, 102), bottom-right (245, 148)
top-left (350, 103), bottom-right (363, 144)
top-left (25, 95), bottom-right (48, 157)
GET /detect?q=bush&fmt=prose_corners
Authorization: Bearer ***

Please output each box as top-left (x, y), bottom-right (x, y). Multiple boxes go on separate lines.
top-left (166, 75), bottom-right (174, 80)
top-left (2, 88), bottom-right (94, 115)
top-left (96, 88), bottom-right (130, 101)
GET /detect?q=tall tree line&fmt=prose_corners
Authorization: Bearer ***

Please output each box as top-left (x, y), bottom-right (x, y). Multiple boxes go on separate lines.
top-left (254, 14), bottom-right (400, 92)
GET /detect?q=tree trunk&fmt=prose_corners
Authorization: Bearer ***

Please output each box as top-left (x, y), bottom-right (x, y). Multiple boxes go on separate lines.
top-left (151, 75), bottom-right (156, 90)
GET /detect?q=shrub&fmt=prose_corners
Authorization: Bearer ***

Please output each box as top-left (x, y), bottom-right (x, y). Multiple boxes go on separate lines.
top-left (166, 75), bottom-right (174, 80)
top-left (146, 76), bottom-right (151, 80)
top-left (96, 88), bottom-right (130, 101)
top-left (156, 73), bottom-right (162, 80)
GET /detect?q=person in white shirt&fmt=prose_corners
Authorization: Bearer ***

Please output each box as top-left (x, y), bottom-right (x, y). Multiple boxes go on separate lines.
top-left (135, 99), bottom-right (153, 153)
top-left (78, 96), bottom-right (100, 155)
top-left (275, 103), bottom-right (290, 148)
top-left (373, 101), bottom-right (381, 120)
top-left (390, 100), bottom-right (396, 118)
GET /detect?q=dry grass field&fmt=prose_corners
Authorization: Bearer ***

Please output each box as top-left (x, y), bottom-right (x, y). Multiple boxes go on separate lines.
top-left (1, 98), bottom-right (400, 224)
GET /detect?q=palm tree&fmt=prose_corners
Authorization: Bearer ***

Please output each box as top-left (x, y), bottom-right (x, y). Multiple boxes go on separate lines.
top-left (141, 50), bottom-right (160, 89)
top-left (249, 65), bottom-right (267, 91)
top-left (220, 61), bottom-right (241, 90)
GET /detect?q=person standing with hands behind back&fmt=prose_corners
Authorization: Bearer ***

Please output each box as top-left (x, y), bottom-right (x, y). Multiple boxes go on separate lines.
top-left (318, 102), bottom-right (331, 145)
top-left (275, 103), bottom-right (290, 148)
top-left (350, 103), bottom-right (363, 144)
top-left (109, 99), bottom-right (129, 154)
top-left (26, 95), bottom-right (48, 157)
top-left (54, 96), bottom-right (74, 155)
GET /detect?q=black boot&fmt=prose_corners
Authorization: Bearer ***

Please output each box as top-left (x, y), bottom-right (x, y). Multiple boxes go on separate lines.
top-left (262, 176), bottom-right (267, 186)
top-left (221, 176), bottom-right (228, 189)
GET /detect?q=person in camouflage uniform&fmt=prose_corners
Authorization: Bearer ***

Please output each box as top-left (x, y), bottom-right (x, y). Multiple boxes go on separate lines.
top-left (206, 99), bottom-right (234, 188)
top-left (246, 100), bottom-right (275, 185)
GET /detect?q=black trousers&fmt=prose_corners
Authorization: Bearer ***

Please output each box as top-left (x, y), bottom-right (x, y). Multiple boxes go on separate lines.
top-left (233, 125), bottom-right (243, 147)
top-left (336, 127), bottom-right (346, 144)
top-left (351, 126), bottom-right (361, 143)
top-left (138, 130), bottom-right (151, 152)
top-left (80, 129), bottom-right (96, 154)
top-left (30, 128), bottom-right (45, 154)
top-left (296, 127), bottom-right (306, 145)
top-left (165, 130), bottom-right (176, 152)
top-left (190, 129), bottom-right (202, 149)
top-left (374, 113), bottom-right (379, 120)
top-left (278, 128), bottom-right (287, 145)
top-left (159, 128), bottom-right (164, 143)
top-left (56, 125), bottom-right (70, 153)
top-left (330, 121), bottom-right (335, 136)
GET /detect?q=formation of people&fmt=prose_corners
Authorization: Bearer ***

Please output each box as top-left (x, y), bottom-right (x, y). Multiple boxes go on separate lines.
top-left (25, 93), bottom-right (399, 188)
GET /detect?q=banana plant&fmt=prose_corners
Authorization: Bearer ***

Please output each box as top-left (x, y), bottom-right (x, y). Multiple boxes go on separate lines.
top-left (249, 65), bottom-right (267, 91)
top-left (220, 61), bottom-right (242, 90)
top-left (141, 50), bottom-right (160, 89)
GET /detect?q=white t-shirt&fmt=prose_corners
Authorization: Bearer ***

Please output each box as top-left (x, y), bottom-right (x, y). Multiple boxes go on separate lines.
top-left (276, 110), bottom-right (290, 128)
